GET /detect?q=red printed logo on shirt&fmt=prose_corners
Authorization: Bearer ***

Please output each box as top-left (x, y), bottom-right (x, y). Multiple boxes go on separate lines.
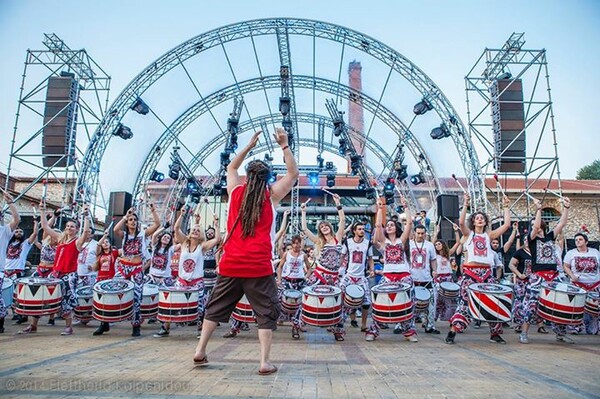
top-left (182, 259), bottom-right (196, 273)
top-left (411, 249), bottom-right (425, 269)
top-left (574, 256), bottom-right (598, 274)
top-left (351, 250), bottom-right (364, 265)
top-left (472, 235), bottom-right (487, 257)
top-left (385, 244), bottom-right (405, 264)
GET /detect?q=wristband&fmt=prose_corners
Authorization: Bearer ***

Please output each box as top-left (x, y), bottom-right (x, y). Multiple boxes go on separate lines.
top-left (281, 145), bottom-right (290, 151)
top-left (336, 205), bottom-right (343, 210)
top-left (564, 206), bottom-right (570, 209)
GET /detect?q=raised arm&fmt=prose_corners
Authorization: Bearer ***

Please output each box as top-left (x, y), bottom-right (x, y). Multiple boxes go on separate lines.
top-left (144, 202), bottom-right (161, 237)
top-left (202, 215), bottom-right (221, 251)
top-left (113, 207), bottom-right (135, 239)
top-left (270, 128), bottom-right (299, 204)
top-left (332, 194), bottom-right (346, 243)
top-left (503, 222), bottom-right (518, 252)
top-left (490, 196), bottom-right (511, 240)
top-left (449, 224), bottom-right (461, 256)
top-left (399, 196), bottom-right (412, 243)
top-left (173, 206), bottom-right (189, 244)
top-left (152, 225), bottom-right (166, 246)
top-left (552, 197), bottom-right (570, 237)
top-left (530, 198), bottom-right (543, 241)
top-left (373, 199), bottom-right (385, 249)
top-left (27, 217), bottom-right (39, 244)
top-left (300, 201), bottom-right (319, 244)
top-left (4, 193), bottom-right (21, 230)
top-left (227, 131), bottom-right (261, 195)
top-left (75, 205), bottom-right (91, 251)
top-left (274, 209), bottom-right (290, 244)
top-left (459, 193), bottom-right (471, 237)
top-left (39, 201), bottom-right (62, 242)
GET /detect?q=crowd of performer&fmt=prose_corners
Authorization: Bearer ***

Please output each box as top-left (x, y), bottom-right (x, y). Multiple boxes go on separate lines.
top-left (0, 131), bottom-right (599, 374)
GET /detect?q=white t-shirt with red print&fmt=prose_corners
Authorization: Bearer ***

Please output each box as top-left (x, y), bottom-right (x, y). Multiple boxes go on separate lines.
top-left (563, 247), bottom-right (600, 284)
top-left (409, 240), bottom-right (436, 282)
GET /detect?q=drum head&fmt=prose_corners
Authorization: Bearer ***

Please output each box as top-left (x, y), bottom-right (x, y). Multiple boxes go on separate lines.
top-left (371, 282), bottom-right (410, 294)
top-left (76, 286), bottom-right (93, 297)
top-left (2, 278), bottom-right (13, 290)
top-left (588, 291), bottom-right (600, 301)
top-left (345, 284), bottom-right (365, 297)
top-left (302, 285), bottom-right (342, 296)
top-left (17, 277), bottom-right (61, 285)
top-left (542, 281), bottom-right (586, 295)
top-left (468, 283), bottom-right (512, 294)
top-left (414, 286), bottom-right (431, 301)
top-left (94, 279), bottom-right (134, 294)
top-left (440, 281), bottom-right (459, 292)
top-left (143, 284), bottom-right (159, 296)
top-left (283, 289), bottom-right (302, 299)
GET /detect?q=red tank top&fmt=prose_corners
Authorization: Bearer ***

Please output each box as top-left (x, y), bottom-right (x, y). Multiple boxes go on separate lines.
top-left (219, 185), bottom-right (274, 278)
top-left (97, 250), bottom-right (118, 281)
top-left (54, 239), bottom-right (79, 274)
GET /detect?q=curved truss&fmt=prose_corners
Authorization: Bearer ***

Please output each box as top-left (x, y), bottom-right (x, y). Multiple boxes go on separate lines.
top-left (79, 18), bottom-right (483, 209)
top-left (132, 75), bottom-right (440, 201)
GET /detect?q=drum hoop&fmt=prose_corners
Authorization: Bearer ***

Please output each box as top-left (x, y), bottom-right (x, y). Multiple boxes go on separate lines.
top-left (541, 281), bottom-right (586, 295)
top-left (468, 283), bottom-right (512, 294)
top-left (16, 277), bottom-right (61, 285)
top-left (372, 282), bottom-right (410, 293)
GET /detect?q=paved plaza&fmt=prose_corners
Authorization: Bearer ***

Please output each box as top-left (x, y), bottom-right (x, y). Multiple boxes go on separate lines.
top-left (0, 319), bottom-right (598, 399)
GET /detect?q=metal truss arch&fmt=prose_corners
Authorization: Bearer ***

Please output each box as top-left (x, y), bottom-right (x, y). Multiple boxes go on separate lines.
top-left (80, 17), bottom-right (483, 209)
top-left (131, 75), bottom-right (440, 205)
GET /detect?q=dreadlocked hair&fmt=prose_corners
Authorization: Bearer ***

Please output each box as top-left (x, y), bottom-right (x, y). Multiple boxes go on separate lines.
top-left (240, 160), bottom-right (270, 238)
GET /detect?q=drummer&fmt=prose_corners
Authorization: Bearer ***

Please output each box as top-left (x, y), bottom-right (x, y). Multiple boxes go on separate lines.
top-left (519, 197), bottom-right (571, 344)
top-left (32, 213), bottom-right (59, 326)
top-left (563, 232), bottom-right (600, 335)
top-left (276, 234), bottom-right (310, 339)
top-left (112, 203), bottom-right (161, 337)
top-left (147, 227), bottom-right (175, 287)
top-left (340, 221), bottom-right (374, 333)
top-left (92, 231), bottom-right (119, 336)
top-left (408, 224), bottom-right (438, 334)
top-left (0, 193), bottom-right (20, 334)
top-left (365, 196), bottom-right (416, 342)
top-left (20, 202), bottom-right (91, 335)
top-left (300, 192), bottom-right (346, 341)
top-left (445, 193), bottom-right (511, 345)
top-left (153, 208), bottom-right (220, 338)
top-left (433, 223), bottom-right (461, 323)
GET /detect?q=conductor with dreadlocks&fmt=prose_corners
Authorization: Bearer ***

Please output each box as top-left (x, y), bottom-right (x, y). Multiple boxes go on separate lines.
top-left (194, 127), bottom-right (298, 375)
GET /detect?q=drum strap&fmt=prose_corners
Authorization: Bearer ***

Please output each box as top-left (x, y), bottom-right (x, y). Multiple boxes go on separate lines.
top-left (462, 266), bottom-right (491, 283)
top-left (573, 280), bottom-right (600, 291)
top-left (383, 272), bottom-right (410, 282)
top-left (535, 270), bottom-right (558, 282)
top-left (176, 277), bottom-right (203, 287)
top-left (414, 280), bottom-right (433, 289)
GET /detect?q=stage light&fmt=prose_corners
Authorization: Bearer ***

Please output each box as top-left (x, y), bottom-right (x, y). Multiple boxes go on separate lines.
top-left (227, 117), bottom-right (239, 135)
top-left (430, 124), bottom-right (451, 140)
top-left (384, 178), bottom-right (395, 191)
top-left (339, 138), bottom-right (348, 155)
top-left (413, 99), bottom-right (433, 115)
top-left (219, 175), bottom-right (227, 187)
top-left (268, 172), bottom-right (277, 184)
top-left (220, 152), bottom-right (231, 167)
top-left (397, 167), bottom-right (408, 181)
top-left (317, 155), bottom-right (324, 170)
top-left (131, 98), bottom-right (150, 115)
top-left (497, 71), bottom-right (512, 80)
top-left (358, 179), bottom-right (367, 191)
top-left (279, 96), bottom-right (291, 115)
top-left (308, 172), bottom-right (319, 186)
top-left (325, 161), bottom-right (334, 170)
top-left (149, 170), bottom-right (165, 183)
top-left (187, 178), bottom-right (200, 195)
top-left (264, 153), bottom-right (273, 163)
top-left (326, 174), bottom-right (335, 188)
top-left (410, 173), bottom-right (425, 185)
top-left (229, 134), bottom-right (238, 151)
top-left (333, 120), bottom-right (344, 137)
top-left (168, 162), bottom-right (181, 180)
top-left (350, 155), bottom-right (362, 175)
top-left (190, 193), bottom-right (201, 204)
top-left (113, 124), bottom-right (133, 140)
top-left (366, 188), bottom-right (377, 200)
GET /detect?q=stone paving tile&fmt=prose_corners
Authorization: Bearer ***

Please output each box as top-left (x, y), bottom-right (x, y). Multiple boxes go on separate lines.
top-left (0, 319), bottom-right (599, 398)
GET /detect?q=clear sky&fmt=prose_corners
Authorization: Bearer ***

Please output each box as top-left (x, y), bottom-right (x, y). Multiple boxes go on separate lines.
top-left (1, 0), bottom-right (599, 200)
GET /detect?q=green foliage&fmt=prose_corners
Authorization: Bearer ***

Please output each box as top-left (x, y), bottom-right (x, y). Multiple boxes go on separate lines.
top-left (576, 159), bottom-right (600, 180)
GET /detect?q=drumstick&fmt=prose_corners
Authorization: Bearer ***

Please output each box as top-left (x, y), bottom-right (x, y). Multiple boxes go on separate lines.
top-left (105, 219), bottom-right (115, 233)
top-left (321, 187), bottom-right (335, 196)
top-left (493, 173), bottom-right (506, 197)
top-left (544, 188), bottom-right (564, 199)
top-left (443, 216), bottom-right (458, 227)
top-left (523, 191), bottom-right (536, 201)
top-left (452, 174), bottom-right (467, 194)
top-left (32, 206), bottom-right (38, 218)
top-left (42, 179), bottom-right (48, 200)
top-left (303, 198), bottom-right (311, 206)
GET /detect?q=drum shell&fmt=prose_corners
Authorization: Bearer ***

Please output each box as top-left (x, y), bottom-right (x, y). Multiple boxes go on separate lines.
top-left (14, 277), bottom-right (62, 316)
top-left (584, 292), bottom-right (600, 317)
top-left (371, 283), bottom-right (413, 324)
top-left (281, 289), bottom-right (302, 314)
top-left (74, 286), bottom-right (93, 322)
top-left (92, 279), bottom-right (135, 322)
top-left (537, 281), bottom-right (586, 325)
top-left (2, 278), bottom-right (14, 308)
top-left (157, 287), bottom-right (199, 323)
top-left (301, 285), bottom-right (342, 326)
top-left (141, 284), bottom-right (159, 319)
top-left (467, 283), bottom-right (513, 323)
top-left (439, 281), bottom-right (460, 299)
top-left (414, 286), bottom-right (431, 312)
top-left (343, 284), bottom-right (365, 309)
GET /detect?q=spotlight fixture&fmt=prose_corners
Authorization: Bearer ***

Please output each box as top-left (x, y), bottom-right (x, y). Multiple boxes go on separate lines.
top-left (338, 138), bottom-right (348, 155)
top-left (333, 120), bottom-right (344, 137)
top-left (384, 178), bottom-right (395, 192)
top-left (113, 124), bottom-right (133, 140)
top-left (187, 178), bottom-right (200, 195)
top-left (357, 179), bottom-right (367, 191)
top-left (168, 162), bottom-right (181, 180)
top-left (131, 98), bottom-right (150, 115)
top-left (220, 152), bottom-right (231, 167)
top-left (410, 173), bottom-right (425, 185)
top-left (308, 172), bottom-right (320, 186)
top-left (430, 124), bottom-right (452, 140)
top-left (326, 174), bottom-right (335, 188)
top-left (350, 155), bottom-right (362, 175)
top-left (149, 170), bottom-right (165, 183)
top-left (219, 175), bottom-right (227, 187)
top-left (316, 155), bottom-right (324, 170)
top-left (413, 99), bottom-right (433, 116)
top-left (227, 117), bottom-right (239, 135)
top-left (264, 153), bottom-right (273, 163)
top-left (325, 161), bottom-right (334, 170)
top-left (397, 166), bottom-right (408, 181)
top-left (497, 71), bottom-right (512, 80)
top-left (268, 172), bottom-right (277, 184)
top-left (279, 96), bottom-right (291, 116)
top-left (366, 188), bottom-right (377, 201)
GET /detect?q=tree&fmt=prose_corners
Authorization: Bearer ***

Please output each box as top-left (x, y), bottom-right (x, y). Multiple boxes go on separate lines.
top-left (576, 160), bottom-right (600, 180)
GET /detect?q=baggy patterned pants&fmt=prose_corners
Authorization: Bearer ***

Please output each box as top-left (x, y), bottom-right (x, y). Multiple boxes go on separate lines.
top-left (512, 277), bottom-right (528, 326)
top-left (0, 273), bottom-right (7, 319)
top-left (367, 273), bottom-right (416, 338)
top-left (114, 260), bottom-right (144, 327)
top-left (449, 266), bottom-right (503, 335)
top-left (50, 270), bottom-right (78, 318)
top-left (278, 278), bottom-right (306, 328)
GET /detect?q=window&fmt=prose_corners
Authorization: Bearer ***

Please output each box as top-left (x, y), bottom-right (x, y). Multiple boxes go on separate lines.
top-left (541, 207), bottom-right (560, 224)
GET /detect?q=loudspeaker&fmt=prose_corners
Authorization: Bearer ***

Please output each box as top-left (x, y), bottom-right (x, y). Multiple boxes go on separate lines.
top-left (438, 218), bottom-right (455, 242)
top-left (108, 191), bottom-right (133, 217)
top-left (42, 73), bottom-right (79, 167)
top-left (490, 79), bottom-right (526, 173)
top-left (436, 194), bottom-right (459, 219)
